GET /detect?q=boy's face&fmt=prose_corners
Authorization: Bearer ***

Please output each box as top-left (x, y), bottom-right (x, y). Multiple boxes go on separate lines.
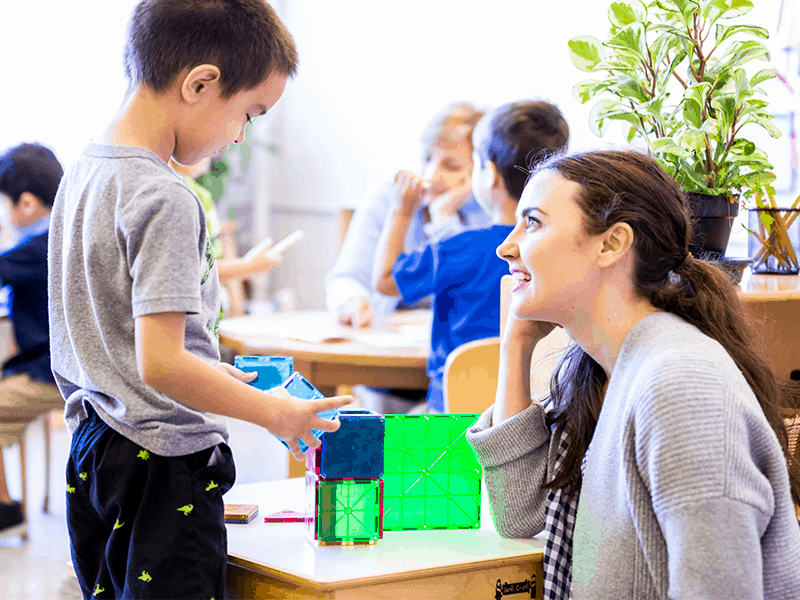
top-left (0, 192), bottom-right (40, 231)
top-left (174, 71), bottom-right (288, 166)
top-left (420, 138), bottom-right (473, 201)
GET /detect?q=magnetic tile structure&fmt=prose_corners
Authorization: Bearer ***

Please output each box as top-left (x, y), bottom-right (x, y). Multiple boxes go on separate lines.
top-left (305, 473), bottom-right (384, 545)
top-left (382, 414), bottom-right (482, 531)
top-left (306, 409), bottom-right (385, 480)
top-left (304, 409), bottom-right (385, 545)
top-left (233, 355), bottom-right (293, 391)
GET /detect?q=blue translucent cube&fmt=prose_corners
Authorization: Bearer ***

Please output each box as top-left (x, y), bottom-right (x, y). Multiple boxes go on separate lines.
top-left (306, 409), bottom-right (385, 480)
top-left (233, 355), bottom-right (293, 391)
top-left (281, 372), bottom-right (339, 454)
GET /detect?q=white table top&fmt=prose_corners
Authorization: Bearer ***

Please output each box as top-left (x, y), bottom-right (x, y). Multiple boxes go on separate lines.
top-left (224, 478), bottom-right (543, 589)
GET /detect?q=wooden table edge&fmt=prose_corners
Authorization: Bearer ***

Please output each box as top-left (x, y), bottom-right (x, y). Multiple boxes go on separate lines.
top-left (227, 548), bottom-right (543, 592)
top-left (218, 334), bottom-right (428, 368)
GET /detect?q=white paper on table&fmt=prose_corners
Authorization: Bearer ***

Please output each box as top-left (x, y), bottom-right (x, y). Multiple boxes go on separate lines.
top-left (349, 331), bottom-right (424, 348)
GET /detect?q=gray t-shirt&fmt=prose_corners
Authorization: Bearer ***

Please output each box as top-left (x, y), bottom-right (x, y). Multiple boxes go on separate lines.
top-left (48, 142), bottom-right (226, 456)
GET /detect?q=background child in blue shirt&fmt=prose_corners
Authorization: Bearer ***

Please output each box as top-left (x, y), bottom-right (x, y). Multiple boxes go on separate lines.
top-left (373, 101), bottom-right (570, 412)
top-left (0, 143), bottom-right (65, 537)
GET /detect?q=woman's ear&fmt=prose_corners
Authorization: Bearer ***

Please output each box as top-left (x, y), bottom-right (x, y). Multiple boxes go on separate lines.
top-left (180, 65), bottom-right (222, 104)
top-left (597, 222), bottom-right (634, 268)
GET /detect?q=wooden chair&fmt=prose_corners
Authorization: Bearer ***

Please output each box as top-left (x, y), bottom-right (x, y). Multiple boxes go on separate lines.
top-left (0, 422), bottom-right (29, 540)
top-left (443, 338), bottom-right (500, 414)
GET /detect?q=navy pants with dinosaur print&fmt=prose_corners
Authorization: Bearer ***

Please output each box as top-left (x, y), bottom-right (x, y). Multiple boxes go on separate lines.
top-left (66, 404), bottom-right (236, 599)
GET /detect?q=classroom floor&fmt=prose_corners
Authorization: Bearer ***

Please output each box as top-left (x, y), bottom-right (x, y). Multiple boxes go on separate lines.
top-left (0, 413), bottom-right (295, 599)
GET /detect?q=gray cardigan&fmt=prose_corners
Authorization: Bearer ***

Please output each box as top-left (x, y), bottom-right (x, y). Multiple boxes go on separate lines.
top-left (467, 312), bottom-right (800, 599)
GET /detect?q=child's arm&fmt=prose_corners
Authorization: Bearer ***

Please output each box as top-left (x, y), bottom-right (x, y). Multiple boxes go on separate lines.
top-left (216, 252), bottom-right (282, 283)
top-left (135, 312), bottom-right (351, 459)
top-left (372, 171), bottom-right (428, 297)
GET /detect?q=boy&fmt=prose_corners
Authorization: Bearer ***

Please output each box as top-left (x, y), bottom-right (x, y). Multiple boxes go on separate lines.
top-left (372, 101), bottom-right (569, 413)
top-left (48, 1), bottom-right (350, 598)
top-left (0, 143), bottom-right (65, 537)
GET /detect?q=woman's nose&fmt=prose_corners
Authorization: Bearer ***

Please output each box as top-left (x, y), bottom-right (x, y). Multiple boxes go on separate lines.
top-left (497, 228), bottom-right (520, 261)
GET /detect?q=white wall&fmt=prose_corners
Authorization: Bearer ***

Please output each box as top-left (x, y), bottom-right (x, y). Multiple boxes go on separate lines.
top-left (1, 0), bottom-right (796, 306)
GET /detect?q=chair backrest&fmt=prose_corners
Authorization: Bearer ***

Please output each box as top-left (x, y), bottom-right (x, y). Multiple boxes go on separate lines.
top-left (443, 337), bottom-right (501, 414)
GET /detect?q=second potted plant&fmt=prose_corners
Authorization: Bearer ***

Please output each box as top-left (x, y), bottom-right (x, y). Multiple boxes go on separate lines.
top-left (568, 0), bottom-right (781, 260)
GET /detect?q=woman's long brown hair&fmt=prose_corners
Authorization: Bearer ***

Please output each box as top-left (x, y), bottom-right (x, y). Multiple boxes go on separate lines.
top-left (537, 150), bottom-right (800, 507)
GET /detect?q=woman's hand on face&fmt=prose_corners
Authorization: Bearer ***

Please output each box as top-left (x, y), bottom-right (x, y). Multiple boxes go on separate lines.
top-left (393, 170), bottom-right (429, 216)
top-left (427, 179), bottom-right (472, 221)
top-left (504, 314), bottom-right (558, 351)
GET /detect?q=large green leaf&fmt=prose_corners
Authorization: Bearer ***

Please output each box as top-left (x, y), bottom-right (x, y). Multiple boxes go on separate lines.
top-left (651, 136), bottom-right (691, 157)
top-left (610, 76), bottom-right (651, 102)
top-left (679, 128), bottom-right (707, 151)
top-left (649, 23), bottom-right (694, 41)
top-left (724, 40), bottom-right (771, 68)
top-left (730, 138), bottom-right (756, 156)
top-left (672, 0), bottom-right (701, 24)
top-left (605, 24), bottom-right (646, 59)
top-left (609, 1), bottom-right (646, 27)
top-left (683, 82), bottom-right (711, 106)
top-left (568, 36), bottom-right (603, 72)
top-left (596, 57), bottom-right (640, 73)
top-left (589, 99), bottom-right (621, 137)
top-left (573, 79), bottom-right (602, 104)
top-left (683, 98), bottom-right (703, 128)
top-left (733, 67), bottom-right (751, 103)
top-left (715, 23), bottom-right (769, 45)
top-left (751, 114), bottom-right (783, 139)
top-left (700, 117), bottom-right (720, 137)
top-left (719, 0), bottom-right (754, 19)
top-left (750, 68), bottom-right (777, 87)
top-left (711, 95), bottom-right (736, 133)
top-left (638, 94), bottom-right (668, 118)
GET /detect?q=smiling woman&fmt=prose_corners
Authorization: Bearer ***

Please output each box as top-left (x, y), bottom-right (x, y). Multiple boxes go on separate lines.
top-left (467, 149), bottom-right (800, 599)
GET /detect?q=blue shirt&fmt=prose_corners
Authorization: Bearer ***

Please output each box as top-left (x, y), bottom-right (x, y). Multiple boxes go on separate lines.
top-left (326, 183), bottom-right (492, 317)
top-left (392, 224), bottom-right (513, 412)
top-left (0, 215), bottom-right (54, 383)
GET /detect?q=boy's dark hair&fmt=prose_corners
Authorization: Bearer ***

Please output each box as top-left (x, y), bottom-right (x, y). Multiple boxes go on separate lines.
top-left (0, 143), bottom-right (64, 208)
top-left (123, 0), bottom-right (298, 99)
top-left (475, 101), bottom-right (569, 200)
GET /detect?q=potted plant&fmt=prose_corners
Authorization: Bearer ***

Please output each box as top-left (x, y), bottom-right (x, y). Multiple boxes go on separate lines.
top-left (567, 0), bottom-right (781, 260)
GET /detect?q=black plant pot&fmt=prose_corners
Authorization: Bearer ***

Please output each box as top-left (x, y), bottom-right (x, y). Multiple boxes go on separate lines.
top-left (684, 192), bottom-right (740, 260)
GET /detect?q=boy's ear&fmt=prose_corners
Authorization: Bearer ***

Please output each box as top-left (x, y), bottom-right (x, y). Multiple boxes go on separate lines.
top-left (180, 65), bottom-right (222, 104)
top-left (18, 191), bottom-right (44, 214)
top-left (489, 161), bottom-right (507, 193)
top-left (597, 221), bottom-right (635, 268)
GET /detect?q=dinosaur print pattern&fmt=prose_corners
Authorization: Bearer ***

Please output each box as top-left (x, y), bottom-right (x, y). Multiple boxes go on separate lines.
top-left (67, 484), bottom-right (76, 494)
top-left (137, 449), bottom-right (150, 460)
top-left (79, 472), bottom-right (88, 481)
top-left (177, 504), bottom-right (194, 516)
top-left (138, 571), bottom-right (152, 582)
top-left (114, 519), bottom-right (124, 530)
top-left (206, 480), bottom-right (219, 492)
top-left (93, 584), bottom-right (104, 596)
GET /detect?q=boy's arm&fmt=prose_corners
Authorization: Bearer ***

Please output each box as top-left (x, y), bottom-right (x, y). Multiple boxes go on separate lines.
top-left (372, 171), bottom-right (428, 297)
top-left (135, 312), bottom-right (351, 459)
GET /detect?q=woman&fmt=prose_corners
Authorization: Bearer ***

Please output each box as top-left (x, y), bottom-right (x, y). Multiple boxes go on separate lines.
top-left (466, 150), bottom-right (800, 599)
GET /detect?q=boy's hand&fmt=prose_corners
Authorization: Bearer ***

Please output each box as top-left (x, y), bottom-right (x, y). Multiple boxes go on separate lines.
top-left (393, 170), bottom-right (429, 216)
top-left (265, 386), bottom-right (354, 461)
top-left (216, 362), bottom-right (258, 383)
top-left (336, 296), bottom-right (373, 328)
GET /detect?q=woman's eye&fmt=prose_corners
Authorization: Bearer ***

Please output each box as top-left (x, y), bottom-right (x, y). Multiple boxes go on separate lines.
top-left (526, 215), bottom-right (541, 228)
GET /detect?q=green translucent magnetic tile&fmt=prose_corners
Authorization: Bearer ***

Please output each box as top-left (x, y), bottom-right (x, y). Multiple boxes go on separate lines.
top-left (306, 474), bottom-right (383, 545)
top-left (383, 414), bottom-right (482, 531)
